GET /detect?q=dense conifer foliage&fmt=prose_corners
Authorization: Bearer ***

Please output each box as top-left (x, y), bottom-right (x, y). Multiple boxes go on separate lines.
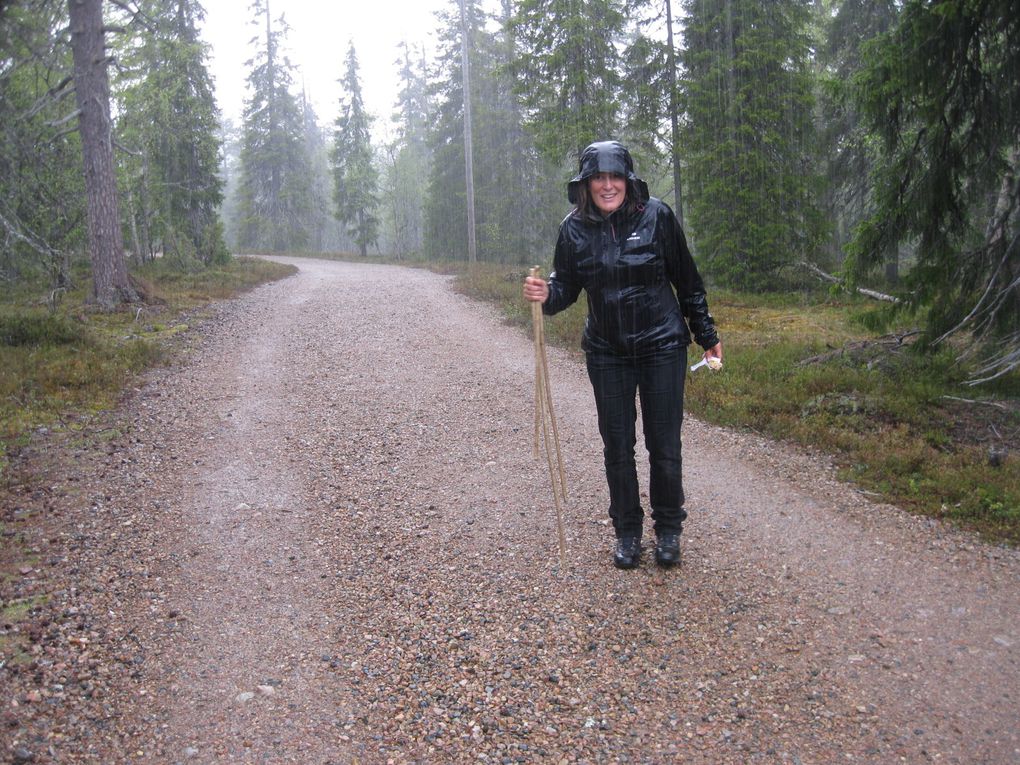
top-left (331, 43), bottom-right (380, 258)
top-left (234, 0), bottom-right (313, 252)
top-left (0, 0), bottom-right (1016, 376)
top-left (847, 0), bottom-right (1020, 381)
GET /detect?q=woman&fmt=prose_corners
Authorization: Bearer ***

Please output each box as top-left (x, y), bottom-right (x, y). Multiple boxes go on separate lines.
top-left (523, 140), bottom-right (722, 569)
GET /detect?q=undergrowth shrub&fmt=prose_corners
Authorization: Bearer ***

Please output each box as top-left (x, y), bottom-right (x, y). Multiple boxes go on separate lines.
top-left (0, 313), bottom-right (89, 347)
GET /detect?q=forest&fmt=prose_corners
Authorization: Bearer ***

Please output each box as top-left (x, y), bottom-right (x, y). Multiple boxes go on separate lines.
top-left (0, 0), bottom-right (1018, 383)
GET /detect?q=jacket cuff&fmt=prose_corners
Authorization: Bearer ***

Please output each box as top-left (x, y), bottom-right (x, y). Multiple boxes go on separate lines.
top-left (695, 330), bottom-right (719, 351)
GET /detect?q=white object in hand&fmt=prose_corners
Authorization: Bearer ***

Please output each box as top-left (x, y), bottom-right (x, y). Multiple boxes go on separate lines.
top-left (690, 357), bottom-right (723, 372)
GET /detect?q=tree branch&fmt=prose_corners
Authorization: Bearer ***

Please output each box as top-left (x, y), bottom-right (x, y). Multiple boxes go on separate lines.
top-left (0, 206), bottom-right (66, 263)
top-left (799, 261), bottom-right (901, 303)
top-left (113, 138), bottom-right (142, 156)
top-left (942, 396), bottom-right (1009, 411)
top-left (798, 331), bottom-right (921, 366)
top-left (44, 107), bottom-right (82, 129)
top-left (23, 76), bottom-right (75, 121)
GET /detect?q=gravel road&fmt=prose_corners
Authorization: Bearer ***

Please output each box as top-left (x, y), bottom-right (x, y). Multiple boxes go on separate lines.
top-left (4, 256), bottom-right (1019, 764)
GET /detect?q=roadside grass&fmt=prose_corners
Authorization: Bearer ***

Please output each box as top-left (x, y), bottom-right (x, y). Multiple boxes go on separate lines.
top-left (454, 263), bottom-right (1020, 545)
top-left (0, 593), bottom-right (48, 666)
top-left (0, 256), bottom-right (295, 481)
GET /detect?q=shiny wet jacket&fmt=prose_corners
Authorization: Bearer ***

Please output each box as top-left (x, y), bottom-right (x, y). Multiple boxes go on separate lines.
top-left (544, 197), bottom-right (719, 358)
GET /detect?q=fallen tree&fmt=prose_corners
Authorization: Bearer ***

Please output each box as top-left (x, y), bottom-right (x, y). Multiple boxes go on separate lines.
top-left (800, 261), bottom-right (900, 303)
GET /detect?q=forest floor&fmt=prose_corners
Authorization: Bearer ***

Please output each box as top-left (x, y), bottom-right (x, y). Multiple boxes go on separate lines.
top-left (2, 256), bottom-right (1019, 764)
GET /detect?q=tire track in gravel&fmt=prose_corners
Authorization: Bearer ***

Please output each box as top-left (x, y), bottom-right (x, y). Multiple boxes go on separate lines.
top-left (53, 257), bottom-right (1019, 764)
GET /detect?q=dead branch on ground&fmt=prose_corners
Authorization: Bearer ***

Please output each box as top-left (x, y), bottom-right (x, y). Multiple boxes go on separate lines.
top-left (800, 261), bottom-right (900, 303)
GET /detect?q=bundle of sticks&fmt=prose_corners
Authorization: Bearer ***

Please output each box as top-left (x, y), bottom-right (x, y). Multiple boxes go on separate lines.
top-left (529, 266), bottom-right (568, 565)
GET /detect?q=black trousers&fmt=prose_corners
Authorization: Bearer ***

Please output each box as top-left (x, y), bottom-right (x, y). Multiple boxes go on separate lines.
top-left (586, 345), bottom-right (688, 538)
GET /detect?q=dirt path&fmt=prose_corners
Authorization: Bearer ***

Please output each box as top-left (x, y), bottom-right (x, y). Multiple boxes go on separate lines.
top-left (3, 257), bottom-right (1019, 764)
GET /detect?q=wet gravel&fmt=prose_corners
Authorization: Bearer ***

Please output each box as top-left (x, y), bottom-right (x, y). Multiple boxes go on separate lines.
top-left (2, 256), bottom-right (1019, 764)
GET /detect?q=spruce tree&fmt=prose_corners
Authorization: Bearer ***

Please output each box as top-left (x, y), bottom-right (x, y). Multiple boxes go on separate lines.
top-left (115, 0), bottom-right (227, 265)
top-left (848, 0), bottom-right (1020, 382)
top-left (384, 41), bottom-right (431, 259)
top-left (300, 93), bottom-right (335, 253)
top-left (235, 0), bottom-right (312, 252)
top-left (331, 42), bottom-right (379, 258)
top-left (479, 0), bottom-right (561, 264)
top-left (680, 0), bottom-right (826, 291)
top-left (509, 0), bottom-right (627, 165)
top-left (424, 0), bottom-right (485, 262)
top-left (0, 1), bottom-right (84, 287)
top-left (426, 0), bottom-right (612, 264)
top-left (816, 0), bottom-right (899, 274)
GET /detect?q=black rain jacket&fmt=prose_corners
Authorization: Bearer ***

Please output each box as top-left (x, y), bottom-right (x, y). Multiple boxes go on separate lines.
top-left (544, 197), bottom-right (719, 358)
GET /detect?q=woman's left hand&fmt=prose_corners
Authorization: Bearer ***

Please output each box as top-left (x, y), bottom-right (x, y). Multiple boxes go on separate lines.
top-left (704, 342), bottom-right (722, 362)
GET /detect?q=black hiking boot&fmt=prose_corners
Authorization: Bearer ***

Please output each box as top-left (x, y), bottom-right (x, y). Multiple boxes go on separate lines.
top-left (654, 534), bottom-right (681, 567)
top-left (613, 536), bottom-right (641, 569)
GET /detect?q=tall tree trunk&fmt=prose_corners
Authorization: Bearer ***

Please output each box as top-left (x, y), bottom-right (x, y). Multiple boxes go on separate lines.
top-left (68, 0), bottom-right (137, 308)
top-left (724, 0), bottom-right (737, 123)
top-left (459, 0), bottom-right (477, 263)
top-left (139, 154), bottom-right (153, 259)
top-left (665, 0), bottom-right (685, 227)
top-left (127, 192), bottom-right (142, 266)
top-left (884, 249), bottom-right (900, 285)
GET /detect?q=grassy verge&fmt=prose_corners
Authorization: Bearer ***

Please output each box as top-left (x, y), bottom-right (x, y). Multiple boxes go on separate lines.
top-left (453, 263), bottom-right (1020, 545)
top-left (0, 256), bottom-right (295, 480)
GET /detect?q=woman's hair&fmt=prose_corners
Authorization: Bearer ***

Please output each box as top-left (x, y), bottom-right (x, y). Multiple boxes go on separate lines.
top-left (572, 177), bottom-right (644, 220)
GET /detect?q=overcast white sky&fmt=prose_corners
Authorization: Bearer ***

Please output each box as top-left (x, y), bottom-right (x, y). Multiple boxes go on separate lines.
top-left (200, 0), bottom-right (469, 141)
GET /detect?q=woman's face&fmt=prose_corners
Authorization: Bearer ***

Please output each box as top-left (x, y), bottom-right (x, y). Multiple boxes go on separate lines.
top-left (588, 172), bottom-right (627, 214)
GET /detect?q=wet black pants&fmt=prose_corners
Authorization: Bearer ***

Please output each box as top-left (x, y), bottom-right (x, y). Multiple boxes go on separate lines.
top-left (586, 345), bottom-right (688, 539)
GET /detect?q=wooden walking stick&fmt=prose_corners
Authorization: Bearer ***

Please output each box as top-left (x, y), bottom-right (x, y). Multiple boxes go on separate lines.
top-left (529, 267), bottom-right (568, 565)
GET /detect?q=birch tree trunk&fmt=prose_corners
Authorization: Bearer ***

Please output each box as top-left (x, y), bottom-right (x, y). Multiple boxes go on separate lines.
top-left (68, 0), bottom-right (137, 307)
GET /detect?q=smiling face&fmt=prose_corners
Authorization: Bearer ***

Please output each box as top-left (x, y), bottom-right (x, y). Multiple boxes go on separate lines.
top-left (588, 172), bottom-right (627, 215)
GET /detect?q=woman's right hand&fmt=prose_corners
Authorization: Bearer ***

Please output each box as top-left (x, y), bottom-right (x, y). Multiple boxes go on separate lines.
top-left (523, 276), bottom-right (549, 303)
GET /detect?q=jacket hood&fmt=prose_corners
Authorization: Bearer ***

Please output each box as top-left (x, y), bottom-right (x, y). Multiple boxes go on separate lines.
top-left (567, 141), bottom-right (650, 205)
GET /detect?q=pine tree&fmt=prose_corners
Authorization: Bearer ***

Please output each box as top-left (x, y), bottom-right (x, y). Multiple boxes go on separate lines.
top-left (235, 0), bottom-right (312, 252)
top-left (680, 0), bottom-right (826, 291)
top-left (331, 41), bottom-right (379, 257)
top-left (68, 0), bottom-right (138, 306)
